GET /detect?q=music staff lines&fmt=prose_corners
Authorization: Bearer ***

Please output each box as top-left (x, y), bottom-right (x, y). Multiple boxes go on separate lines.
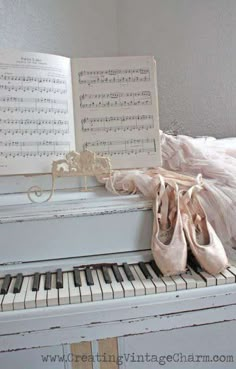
top-left (0, 150), bottom-right (70, 158)
top-left (79, 68), bottom-right (150, 85)
top-left (81, 114), bottom-right (154, 132)
top-left (80, 91), bottom-right (152, 109)
top-left (0, 84), bottom-right (67, 94)
top-left (0, 97), bottom-right (68, 114)
top-left (84, 138), bottom-right (156, 156)
top-left (0, 106), bottom-right (68, 114)
top-left (0, 119), bottom-right (69, 136)
top-left (0, 140), bottom-right (71, 147)
top-left (0, 97), bottom-right (68, 104)
top-left (0, 75), bottom-right (67, 86)
top-left (0, 141), bottom-right (71, 158)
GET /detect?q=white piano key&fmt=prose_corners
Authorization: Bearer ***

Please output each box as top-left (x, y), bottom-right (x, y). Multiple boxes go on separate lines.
top-left (80, 271), bottom-right (92, 303)
top-left (129, 266), bottom-right (145, 296)
top-left (160, 275), bottom-right (176, 292)
top-left (90, 269), bottom-right (102, 301)
top-left (96, 269), bottom-right (113, 300)
top-left (133, 265), bottom-right (155, 295)
top-left (2, 278), bottom-right (16, 312)
top-left (228, 265), bottom-right (236, 279)
top-left (47, 274), bottom-right (58, 307)
top-left (25, 276), bottom-right (37, 309)
top-left (146, 264), bottom-right (166, 293)
top-left (36, 274), bottom-right (47, 308)
top-left (118, 267), bottom-right (135, 297)
top-left (0, 279), bottom-right (5, 311)
top-left (187, 265), bottom-right (206, 288)
top-left (108, 267), bottom-right (124, 299)
top-left (180, 271), bottom-right (197, 289)
top-left (171, 275), bottom-right (187, 291)
top-left (14, 276), bottom-right (29, 310)
top-left (221, 269), bottom-right (235, 284)
top-left (198, 270), bottom-right (216, 287)
top-left (68, 272), bottom-right (81, 304)
top-left (214, 273), bottom-right (226, 286)
top-left (59, 273), bottom-right (70, 305)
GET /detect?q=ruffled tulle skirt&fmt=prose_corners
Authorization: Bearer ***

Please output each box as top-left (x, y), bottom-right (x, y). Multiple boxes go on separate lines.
top-left (98, 132), bottom-right (236, 260)
top-left (161, 132), bottom-right (236, 259)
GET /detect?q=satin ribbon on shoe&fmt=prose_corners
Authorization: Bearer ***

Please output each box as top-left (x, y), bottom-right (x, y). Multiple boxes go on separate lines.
top-left (151, 176), bottom-right (187, 276)
top-left (180, 183), bottom-right (229, 274)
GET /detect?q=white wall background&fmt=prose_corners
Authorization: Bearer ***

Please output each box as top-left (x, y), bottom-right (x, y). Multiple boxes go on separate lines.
top-left (118, 0), bottom-right (236, 138)
top-left (0, 0), bottom-right (235, 138)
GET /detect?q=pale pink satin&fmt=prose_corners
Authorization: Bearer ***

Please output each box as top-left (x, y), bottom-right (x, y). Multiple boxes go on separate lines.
top-left (160, 132), bottom-right (236, 259)
top-left (97, 131), bottom-right (236, 262)
top-left (151, 180), bottom-right (187, 276)
top-left (180, 185), bottom-right (229, 274)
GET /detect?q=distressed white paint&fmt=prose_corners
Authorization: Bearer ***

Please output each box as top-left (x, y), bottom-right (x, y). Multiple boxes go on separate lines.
top-left (0, 283), bottom-right (236, 351)
top-left (0, 345), bottom-right (66, 369)
top-left (118, 321), bottom-right (236, 369)
top-left (0, 2), bottom-right (235, 366)
top-left (0, 190), bottom-right (153, 264)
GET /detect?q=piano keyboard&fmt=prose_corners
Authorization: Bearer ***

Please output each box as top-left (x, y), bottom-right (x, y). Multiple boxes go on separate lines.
top-left (1, 261), bottom-right (236, 312)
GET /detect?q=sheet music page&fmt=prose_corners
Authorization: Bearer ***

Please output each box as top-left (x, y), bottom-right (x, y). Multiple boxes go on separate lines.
top-left (72, 56), bottom-right (161, 169)
top-left (0, 50), bottom-right (75, 175)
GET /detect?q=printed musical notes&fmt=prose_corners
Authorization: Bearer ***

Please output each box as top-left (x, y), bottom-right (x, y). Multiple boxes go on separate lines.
top-left (84, 138), bottom-right (156, 156)
top-left (0, 84), bottom-right (67, 94)
top-left (0, 52), bottom-right (161, 175)
top-left (0, 75), bottom-right (67, 85)
top-left (0, 119), bottom-right (69, 136)
top-left (0, 97), bottom-right (68, 114)
top-left (80, 91), bottom-right (152, 109)
top-left (78, 68), bottom-right (150, 85)
top-left (0, 50), bottom-right (75, 175)
top-left (72, 55), bottom-right (161, 169)
top-left (81, 114), bottom-right (154, 132)
top-left (0, 140), bottom-right (71, 158)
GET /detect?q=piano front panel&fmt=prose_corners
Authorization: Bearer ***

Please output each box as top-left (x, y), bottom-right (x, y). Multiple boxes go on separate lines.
top-left (1, 322), bottom-right (235, 369)
top-left (1, 188), bottom-right (235, 363)
top-left (1, 209), bottom-right (153, 264)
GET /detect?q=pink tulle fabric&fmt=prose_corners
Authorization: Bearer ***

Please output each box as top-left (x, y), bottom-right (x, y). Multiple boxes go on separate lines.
top-left (161, 132), bottom-right (236, 259)
top-left (97, 132), bottom-right (236, 259)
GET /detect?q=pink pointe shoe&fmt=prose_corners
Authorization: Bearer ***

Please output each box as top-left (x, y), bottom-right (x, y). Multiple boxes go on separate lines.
top-left (180, 185), bottom-right (229, 275)
top-left (151, 177), bottom-right (187, 276)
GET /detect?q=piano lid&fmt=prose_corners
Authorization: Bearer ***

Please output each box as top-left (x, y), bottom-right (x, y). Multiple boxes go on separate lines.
top-left (0, 187), bottom-right (153, 265)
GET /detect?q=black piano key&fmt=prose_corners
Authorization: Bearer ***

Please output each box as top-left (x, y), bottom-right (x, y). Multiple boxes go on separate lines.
top-left (138, 262), bottom-right (153, 279)
top-left (85, 267), bottom-right (94, 286)
top-left (1, 274), bottom-right (11, 294)
top-left (73, 268), bottom-right (82, 287)
top-left (187, 253), bottom-right (203, 273)
top-left (101, 266), bottom-right (112, 284)
top-left (150, 260), bottom-right (163, 276)
top-left (32, 273), bottom-right (40, 292)
top-left (185, 266), bottom-right (193, 276)
top-left (13, 273), bottom-right (23, 293)
top-left (44, 272), bottom-right (52, 290)
top-left (123, 263), bottom-right (135, 281)
top-left (56, 269), bottom-right (63, 289)
top-left (111, 264), bottom-right (123, 282)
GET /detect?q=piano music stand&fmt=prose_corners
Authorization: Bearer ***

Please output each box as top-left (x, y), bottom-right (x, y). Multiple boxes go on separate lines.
top-left (27, 150), bottom-right (112, 203)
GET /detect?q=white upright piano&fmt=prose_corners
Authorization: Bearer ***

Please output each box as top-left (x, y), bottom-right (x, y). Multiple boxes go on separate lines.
top-left (0, 175), bottom-right (236, 369)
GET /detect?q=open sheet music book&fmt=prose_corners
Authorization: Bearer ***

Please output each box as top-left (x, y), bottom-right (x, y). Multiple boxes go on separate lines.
top-left (0, 50), bottom-right (161, 175)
